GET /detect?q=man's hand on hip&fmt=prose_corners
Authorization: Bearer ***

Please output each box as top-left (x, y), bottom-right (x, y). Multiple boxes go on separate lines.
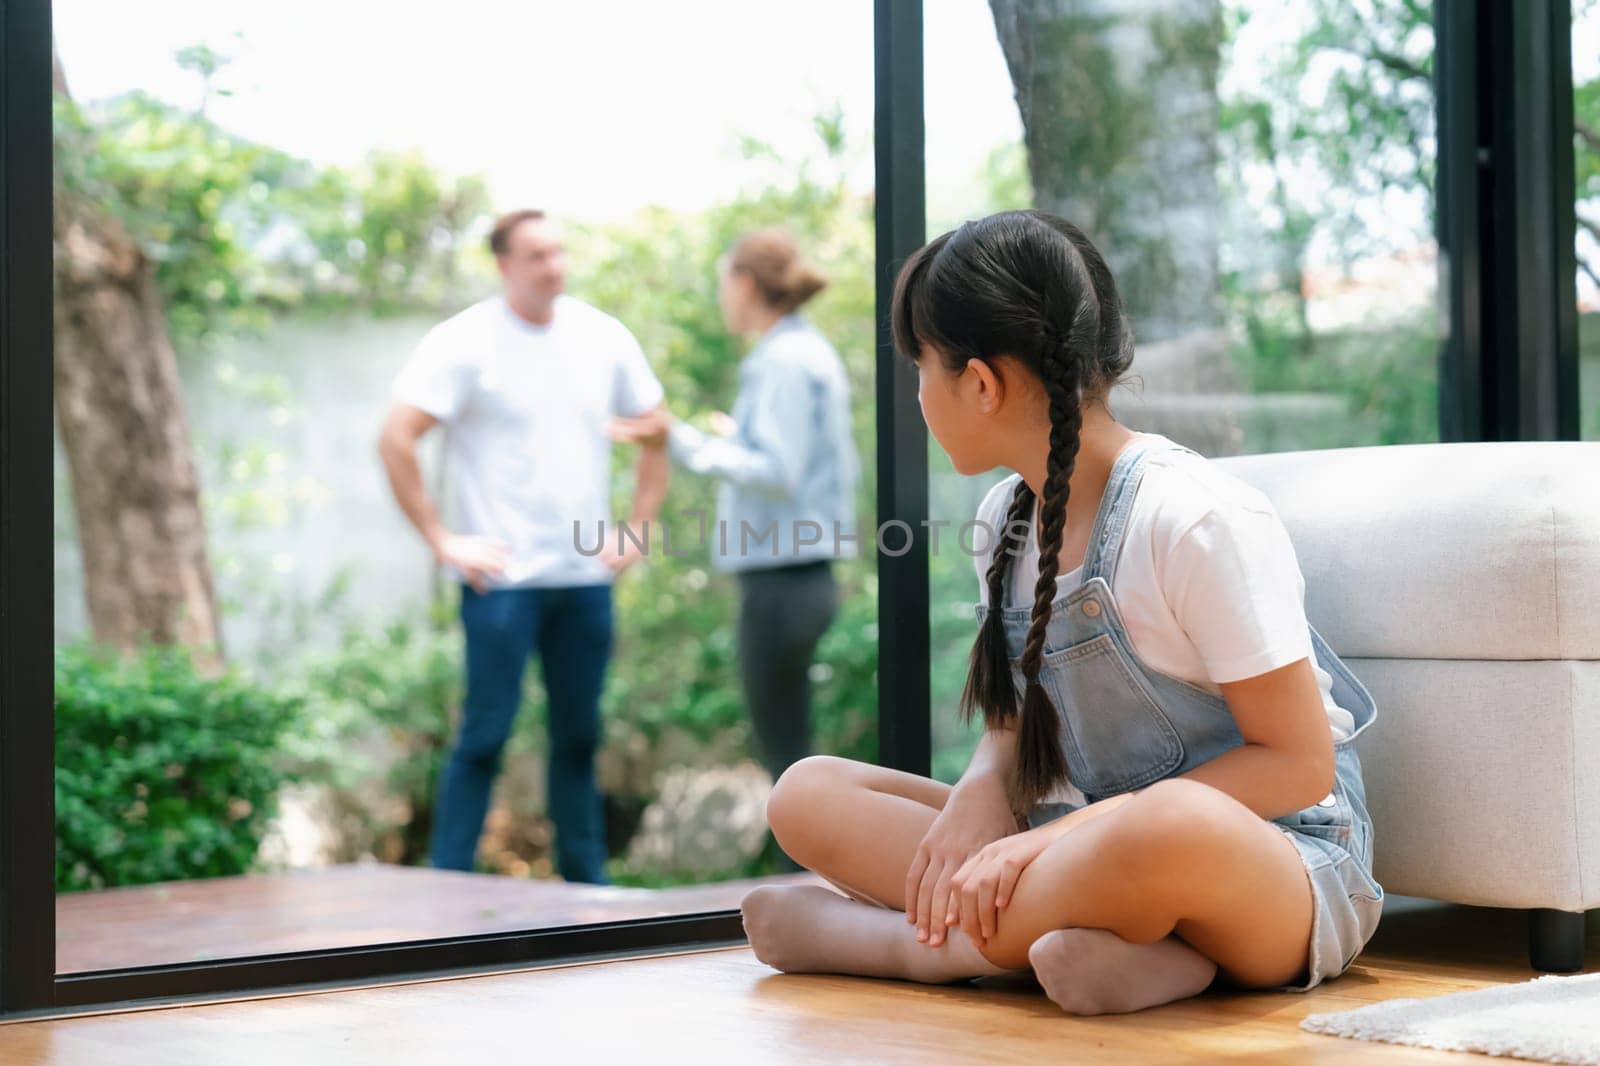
top-left (434, 533), bottom-right (509, 593)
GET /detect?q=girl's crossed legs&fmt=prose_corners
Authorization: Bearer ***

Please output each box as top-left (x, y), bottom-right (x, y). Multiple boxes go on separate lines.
top-left (741, 755), bottom-right (1314, 1013)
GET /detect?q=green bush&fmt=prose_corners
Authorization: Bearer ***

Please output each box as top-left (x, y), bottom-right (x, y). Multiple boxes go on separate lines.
top-left (282, 614), bottom-right (463, 866)
top-left (55, 643), bottom-right (300, 892)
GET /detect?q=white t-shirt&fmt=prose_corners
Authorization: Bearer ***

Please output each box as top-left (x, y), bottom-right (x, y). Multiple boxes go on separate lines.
top-left (391, 293), bottom-right (664, 588)
top-left (973, 433), bottom-right (1355, 785)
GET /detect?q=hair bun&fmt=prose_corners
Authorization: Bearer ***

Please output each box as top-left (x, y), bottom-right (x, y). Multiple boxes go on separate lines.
top-left (729, 227), bottom-right (830, 313)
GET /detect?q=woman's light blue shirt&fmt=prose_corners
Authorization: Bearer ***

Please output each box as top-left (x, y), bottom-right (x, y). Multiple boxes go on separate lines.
top-left (666, 314), bottom-right (861, 573)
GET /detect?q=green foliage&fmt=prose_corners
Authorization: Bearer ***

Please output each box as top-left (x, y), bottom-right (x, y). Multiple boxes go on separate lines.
top-left (281, 612), bottom-right (463, 866)
top-left (1217, 0), bottom-right (1440, 445)
top-left (174, 39), bottom-right (239, 116)
top-left (1218, 0), bottom-right (1437, 278)
top-left (1572, 0), bottom-right (1599, 223)
top-left (52, 87), bottom-right (491, 353)
top-left (975, 141), bottom-right (1034, 217)
top-left (929, 564), bottom-right (985, 783)
top-left (53, 89), bottom-right (305, 348)
top-left (1286, 0), bottom-right (1435, 214)
top-left (1223, 274), bottom-right (1438, 445)
top-left (808, 577), bottom-right (881, 764)
top-left (1580, 77), bottom-right (1600, 207)
top-left (55, 643), bottom-right (300, 892)
top-left (288, 150), bottom-right (492, 312)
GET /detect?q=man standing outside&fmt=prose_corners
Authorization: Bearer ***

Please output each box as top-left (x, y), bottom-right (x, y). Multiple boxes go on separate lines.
top-left (378, 209), bottom-right (668, 884)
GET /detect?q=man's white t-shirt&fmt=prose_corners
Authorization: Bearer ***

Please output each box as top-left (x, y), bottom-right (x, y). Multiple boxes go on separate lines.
top-left (973, 433), bottom-right (1355, 805)
top-left (391, 293), bottom-right (664, 588)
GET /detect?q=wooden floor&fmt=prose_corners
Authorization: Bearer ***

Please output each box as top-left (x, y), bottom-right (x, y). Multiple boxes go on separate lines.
top-left (6, 897), bottom-right (1597, 1064)
top-left (56, 864), bottom-right (817, 972)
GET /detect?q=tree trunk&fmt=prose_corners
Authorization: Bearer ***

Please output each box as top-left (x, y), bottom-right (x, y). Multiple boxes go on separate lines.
top-left (988, 0), bottom-right (1240, 451)
top-left (53, 50), bottom-right (223, 657)
top-left (987, 0), bottom-right (1223, 343)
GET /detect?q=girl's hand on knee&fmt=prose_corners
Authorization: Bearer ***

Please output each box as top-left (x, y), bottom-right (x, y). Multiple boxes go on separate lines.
top-left (905, 843), bottom-right (964, 948)
top-left (946, 828), bottom-right (1053, 945)
top-left (904, 775), bottom-right (1018, 948)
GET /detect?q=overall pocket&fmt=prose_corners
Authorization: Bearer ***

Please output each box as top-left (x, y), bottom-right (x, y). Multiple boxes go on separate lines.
top-left (1036, 633), bottom-right (1183, 796)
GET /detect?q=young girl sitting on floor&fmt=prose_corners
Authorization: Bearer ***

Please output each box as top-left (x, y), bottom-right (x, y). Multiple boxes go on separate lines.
top-left (739, 209), bottom-right (1383, 1015)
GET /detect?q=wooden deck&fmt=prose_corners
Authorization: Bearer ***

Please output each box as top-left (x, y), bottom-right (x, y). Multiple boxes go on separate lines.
top-left (56, 864), bottom-right (819, 972)
top-left (6, 897), bottom-right (1597, 1064)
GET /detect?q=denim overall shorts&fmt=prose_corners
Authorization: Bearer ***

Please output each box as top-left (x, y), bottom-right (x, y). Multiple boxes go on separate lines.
top-left (972, 435), bottom-right (1383, 991)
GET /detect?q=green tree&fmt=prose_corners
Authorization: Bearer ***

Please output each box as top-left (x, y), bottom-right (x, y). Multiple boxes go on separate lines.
top-left (1216, 0), bottom-right (1439, 444)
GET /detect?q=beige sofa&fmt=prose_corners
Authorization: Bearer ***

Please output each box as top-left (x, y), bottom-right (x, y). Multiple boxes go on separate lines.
top-left (1219, 441), bottom-right (1600, 972)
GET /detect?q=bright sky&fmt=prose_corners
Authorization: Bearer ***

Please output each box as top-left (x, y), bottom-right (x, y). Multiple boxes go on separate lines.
top-left (52, 0), bottom-right (1022, 223)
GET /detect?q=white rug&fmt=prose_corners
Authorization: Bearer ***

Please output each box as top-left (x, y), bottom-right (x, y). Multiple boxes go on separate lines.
top-left (1300, 973), bottom-right (1600, 1065)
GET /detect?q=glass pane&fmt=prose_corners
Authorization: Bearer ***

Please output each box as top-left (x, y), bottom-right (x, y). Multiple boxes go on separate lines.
top-left (924, 0), bottom-right (1439, 778)
top-left (53, 0), bottom-right (874, 972)
top-left (1577, 0), bottom-right (1600, 440)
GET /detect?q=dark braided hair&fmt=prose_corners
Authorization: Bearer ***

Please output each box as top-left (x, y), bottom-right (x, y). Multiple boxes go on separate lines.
top-left (890, 210), bottom-right (1135, 808)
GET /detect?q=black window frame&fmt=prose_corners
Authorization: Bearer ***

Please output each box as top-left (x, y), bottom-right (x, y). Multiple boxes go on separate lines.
top-left (1438, 0), bottom-right (1580, 440)
top-left (0, 0), bottom-right (1580, 1020)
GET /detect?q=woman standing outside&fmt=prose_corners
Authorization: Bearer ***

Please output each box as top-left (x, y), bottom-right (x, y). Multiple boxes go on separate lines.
top-left (609, 228), bottom-right (861, 840)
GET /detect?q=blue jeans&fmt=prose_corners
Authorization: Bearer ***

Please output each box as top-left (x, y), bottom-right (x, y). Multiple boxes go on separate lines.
top-left (429, 583), bottom-right (614, 883)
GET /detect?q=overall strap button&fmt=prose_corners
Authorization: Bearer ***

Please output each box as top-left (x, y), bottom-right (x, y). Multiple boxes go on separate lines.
top-left (1082, 600), bottom-right (1102, 618)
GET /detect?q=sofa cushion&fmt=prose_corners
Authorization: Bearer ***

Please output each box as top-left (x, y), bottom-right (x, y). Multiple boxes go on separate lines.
top-left (1218, 442), bottom-right (1600, 661)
